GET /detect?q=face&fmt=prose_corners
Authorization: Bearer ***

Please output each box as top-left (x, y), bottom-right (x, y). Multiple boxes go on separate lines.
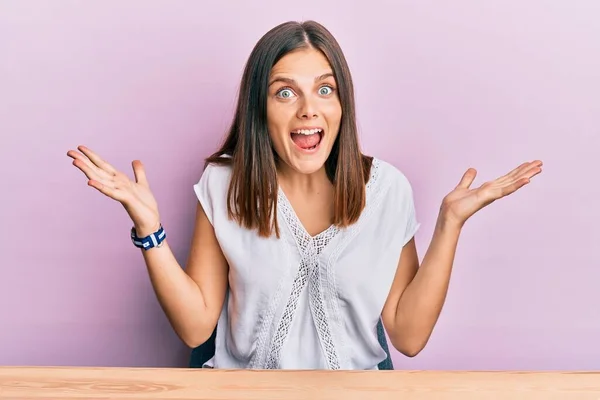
top-left (266, 47), bottom-right (342, 176)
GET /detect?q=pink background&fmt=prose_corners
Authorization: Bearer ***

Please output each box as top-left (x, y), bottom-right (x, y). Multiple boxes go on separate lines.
top-left (1, 1), bottom-right (599, 370)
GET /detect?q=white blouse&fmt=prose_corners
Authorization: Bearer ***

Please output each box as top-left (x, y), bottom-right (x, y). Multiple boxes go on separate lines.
top-left (193, 157), bottom-right (420, 370)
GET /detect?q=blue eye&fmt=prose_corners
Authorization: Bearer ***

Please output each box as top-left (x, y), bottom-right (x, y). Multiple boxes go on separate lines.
top-left (277, 88), bottom-right (294, 98)
top-left (319, 86), bottom-right (333, 95)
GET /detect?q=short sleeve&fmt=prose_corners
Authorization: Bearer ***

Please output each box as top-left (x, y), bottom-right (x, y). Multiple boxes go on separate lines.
top-left (402, 180), bottom-right (420, 246)
top-left (193, 164), bottom-right (216, 226)
top-left (392, 168), bottom-right (420, 246)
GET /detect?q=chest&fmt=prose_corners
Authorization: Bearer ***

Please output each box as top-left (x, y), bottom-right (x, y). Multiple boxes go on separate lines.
top-left (278, 185), bottom-right (334, 237)
top-left (218, 207), bottom-right (401, 309)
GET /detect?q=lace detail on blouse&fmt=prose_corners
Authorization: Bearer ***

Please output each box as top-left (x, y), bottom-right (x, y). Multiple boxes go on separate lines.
top-left (255, 159), bottom-right (382, 369)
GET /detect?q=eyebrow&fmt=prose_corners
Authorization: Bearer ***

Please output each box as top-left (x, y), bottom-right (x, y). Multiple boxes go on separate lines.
top-left (268, 72), bottom-right (334, 87)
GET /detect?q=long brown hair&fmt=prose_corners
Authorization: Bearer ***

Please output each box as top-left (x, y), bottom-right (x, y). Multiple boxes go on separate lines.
top-left (206, 20), bottom-right (372, 238)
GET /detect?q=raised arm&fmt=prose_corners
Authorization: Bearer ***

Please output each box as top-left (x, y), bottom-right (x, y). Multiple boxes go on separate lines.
top-left (382, 160), bottom-right (543, 357)
top-left (67, 145), bottom-right (228, 348)
top-left (141, 202), bottom-right (229, 348)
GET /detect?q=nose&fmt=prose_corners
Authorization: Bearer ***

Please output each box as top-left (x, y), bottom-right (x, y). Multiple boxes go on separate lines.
top-left (296, 96), bottom-right (318, 119)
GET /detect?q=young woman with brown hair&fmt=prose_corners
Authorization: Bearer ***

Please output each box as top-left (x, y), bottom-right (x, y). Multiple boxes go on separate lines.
top-left (67, 20), bottom-right (542, 370)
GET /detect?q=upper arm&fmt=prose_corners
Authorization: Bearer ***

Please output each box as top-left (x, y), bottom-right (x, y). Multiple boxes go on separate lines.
top-left (381, 166), bottom-right (421, 331)
top-left (381, 237), bottom-right (420, 333)
top-left (184, 199), bottom-right (229, 330)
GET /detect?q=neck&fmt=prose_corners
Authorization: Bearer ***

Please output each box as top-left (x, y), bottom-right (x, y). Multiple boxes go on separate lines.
top-left (276, 162), bottom-right (331, 194)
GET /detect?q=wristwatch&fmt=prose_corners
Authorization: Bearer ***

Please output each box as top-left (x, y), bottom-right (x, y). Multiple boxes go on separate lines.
top-left (131, 224), bottom-right (166, 250)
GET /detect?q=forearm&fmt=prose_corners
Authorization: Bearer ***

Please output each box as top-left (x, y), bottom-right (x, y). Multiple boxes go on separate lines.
top-left (139, 239), bottom-right (214, 347)
top-left (391, 213), bottom-right (462, 354)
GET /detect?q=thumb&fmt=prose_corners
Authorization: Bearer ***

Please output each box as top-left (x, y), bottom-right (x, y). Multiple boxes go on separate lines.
top-left (132, 160), bottom-right (149, 187)
top-left (456, 168), bottom-right (477, 189)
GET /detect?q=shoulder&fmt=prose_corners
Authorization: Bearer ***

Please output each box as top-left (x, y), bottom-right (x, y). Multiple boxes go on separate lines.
top-left (370, 157), bottom-right (415, 196)
top-left (193, 156), bottom-right (233, 224)
top-left (196, 155), bottom-right (234, 190)
top-left (369, 157), bottom-right (420, 239)
top-left (203, 159), bottom-right (233, 179)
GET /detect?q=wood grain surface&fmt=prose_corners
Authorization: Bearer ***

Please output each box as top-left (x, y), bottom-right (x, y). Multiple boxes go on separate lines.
top-left (1, 367), bottom-right (599, 399)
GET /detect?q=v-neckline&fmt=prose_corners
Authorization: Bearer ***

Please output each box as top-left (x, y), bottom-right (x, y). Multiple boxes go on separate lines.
top-left (275, 158), bottom-right (381, 252)
top-left (276, 187), bottom-right (337, 240)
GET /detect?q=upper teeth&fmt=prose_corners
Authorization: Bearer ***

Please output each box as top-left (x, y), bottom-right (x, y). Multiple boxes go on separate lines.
top-left (293, 129), bottom-right (322, 135)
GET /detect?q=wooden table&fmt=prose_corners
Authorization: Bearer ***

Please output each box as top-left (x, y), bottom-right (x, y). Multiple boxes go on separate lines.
top-left (0, 367), bottom-right (599, 399)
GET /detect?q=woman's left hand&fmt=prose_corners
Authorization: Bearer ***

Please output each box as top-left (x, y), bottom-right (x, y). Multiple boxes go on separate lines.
top-left (440, 160), bottom-right (543, 228)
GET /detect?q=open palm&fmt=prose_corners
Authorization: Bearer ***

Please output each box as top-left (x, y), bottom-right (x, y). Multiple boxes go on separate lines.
top-left (67, 145), bottom-right (160, 234)
top-left (442, 160), bottom-right (543, 227)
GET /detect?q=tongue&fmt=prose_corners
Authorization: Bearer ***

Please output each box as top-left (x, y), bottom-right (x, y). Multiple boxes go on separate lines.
top-left (291, 133), bottom-right (320, 149)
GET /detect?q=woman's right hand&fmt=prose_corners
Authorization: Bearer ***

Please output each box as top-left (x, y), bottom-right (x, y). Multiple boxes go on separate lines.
top-left (67, 145), bottom-right (161, 237)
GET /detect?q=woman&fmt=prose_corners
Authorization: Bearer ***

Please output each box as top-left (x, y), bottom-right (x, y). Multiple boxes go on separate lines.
top-left (67, 20), bottom-right (542, 370)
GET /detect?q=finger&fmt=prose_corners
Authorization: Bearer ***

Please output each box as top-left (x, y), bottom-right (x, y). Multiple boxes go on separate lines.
top-left (494, 164), bottom-right (542, 197)
top-left (491, 162), bottom-right (528, 185)
top-left (508, 160), bottom-right (543, 179)
top-left (72, 157), bottom-right (110, 184)
top-left (499, 177), bottom-right (531, 197)
top-left (132, 160), bottom-right (149, 187)
top-left (506, 162), bottom-right (531, 178)
top-left (456, 168), bottom-right (477, 189)
top-left (67, 150), bottom-right (113, 180)
top-left (494, 160), bottom-right (543, 185)
top-left (514, 162), bottom-right (543, 181)
top-left (78, 145), bottom-right (117, 175)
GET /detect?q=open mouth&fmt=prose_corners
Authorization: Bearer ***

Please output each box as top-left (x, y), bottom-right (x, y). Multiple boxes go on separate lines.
top-left (290, 128), bottom-right (323, 151)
